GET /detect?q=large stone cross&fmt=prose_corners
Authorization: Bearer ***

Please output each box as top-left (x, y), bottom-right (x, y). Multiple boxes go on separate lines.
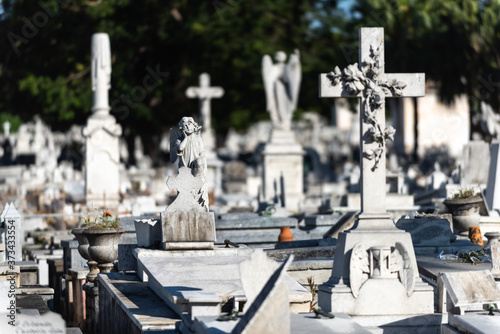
top-left (319, 27), bottom-right (424, 220)
top-left (186, 73), bottom-right (224, 150)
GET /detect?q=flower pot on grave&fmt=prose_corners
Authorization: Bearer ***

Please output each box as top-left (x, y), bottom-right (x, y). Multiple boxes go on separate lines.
top-left (278, 226), bottom-right (294, 242)
top-left (443, 196), bottom-right (482, 234)
top-left (468, 226), bottom-right (483, 247)
top-left (83, 227), bottom-right (123, 274)
top-left (72, 227), bottom-right (100, 282)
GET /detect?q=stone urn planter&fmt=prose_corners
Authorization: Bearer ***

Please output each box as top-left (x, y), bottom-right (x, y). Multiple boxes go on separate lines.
top-left (484, 232), bottom-right (500, 248)
top-left (72, 227), bottom-right (100, 282)
top-left (443, 196), bottom-right (482, 234)
top-left (72, 227), bottom-right (91, 260)
top-left (83, 227), bottom-right (124, 273)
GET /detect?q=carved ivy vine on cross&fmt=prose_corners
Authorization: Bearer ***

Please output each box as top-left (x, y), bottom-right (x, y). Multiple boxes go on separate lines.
top-left (327, 45), bottom-right (406, 170)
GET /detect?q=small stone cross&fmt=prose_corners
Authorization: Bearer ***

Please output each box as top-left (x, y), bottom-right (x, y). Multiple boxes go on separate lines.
top-left (319, 28), bottom-right (425, 220)
top-left (166, 166), bottom-right (204, 212)
top-left (186, 73), bottom-right (224, 150)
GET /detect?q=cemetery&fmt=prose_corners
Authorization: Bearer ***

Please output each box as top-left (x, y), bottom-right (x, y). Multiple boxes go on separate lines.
top-left (2, 1), bottom-right (500, 334)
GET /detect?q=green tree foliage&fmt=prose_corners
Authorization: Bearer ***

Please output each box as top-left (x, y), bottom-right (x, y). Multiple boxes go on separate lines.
top-left (0, 0), bottom-right (347, 140)
top-left (350, 0), bottom-right (500, 135)
top-left (3, 0), bottom-right (499, 145)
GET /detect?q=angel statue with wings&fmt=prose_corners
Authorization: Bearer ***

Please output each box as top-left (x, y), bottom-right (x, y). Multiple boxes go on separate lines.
top-left (262, 49), bottom-right (302, 131)
top-left (170, 117), bottom-right (209, 211)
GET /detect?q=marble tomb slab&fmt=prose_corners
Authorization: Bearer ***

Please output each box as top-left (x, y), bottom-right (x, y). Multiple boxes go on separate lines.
top-left (136, 247), bottom-right (311, 318)
top-left (191, 313), bottom-right (370, 334)
top-left (395, 217), bottom-right (455, 246)
top-left (439, 270), bottom-right (500, 308)
top-left (447, 313), bottom-right (500, 334)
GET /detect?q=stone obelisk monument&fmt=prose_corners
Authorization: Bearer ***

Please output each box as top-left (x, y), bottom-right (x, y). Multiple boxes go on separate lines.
top-left (83, 33), bottom-right (122, 209)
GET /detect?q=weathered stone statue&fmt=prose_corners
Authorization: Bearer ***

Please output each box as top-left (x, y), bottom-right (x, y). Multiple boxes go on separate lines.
top-left (162, 117), bottom-right (215, 250)
top-left (170, 117), bottom-right (208, 211)
top-left (262, 50), bottom-right (302, 131)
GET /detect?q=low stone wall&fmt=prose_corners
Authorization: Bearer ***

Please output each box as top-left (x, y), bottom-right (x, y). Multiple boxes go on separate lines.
top-left (98, 273), bottom-right (179, 334)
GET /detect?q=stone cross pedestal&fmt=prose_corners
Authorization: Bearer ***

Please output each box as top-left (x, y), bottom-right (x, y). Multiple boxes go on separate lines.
top-left (261, 140), bottom-right (304, 213)
top-left (83, 33), bottom-right (122, 209)
top-left (161, 167), bottom-right (216, 250)
top-left (260, 51), bottom-right (304, 213)
top-left (317, 28), bottom-right (433, 315)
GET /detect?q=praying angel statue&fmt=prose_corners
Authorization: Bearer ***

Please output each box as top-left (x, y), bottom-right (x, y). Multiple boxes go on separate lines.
top-left (262, 49), bottom-right (302, 131)
top-left (170, 117), bottom-right (209, 211)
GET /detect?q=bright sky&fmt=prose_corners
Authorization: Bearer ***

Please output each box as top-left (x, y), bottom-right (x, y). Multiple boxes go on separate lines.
top-left (339, 0), bottom-right (355, 13)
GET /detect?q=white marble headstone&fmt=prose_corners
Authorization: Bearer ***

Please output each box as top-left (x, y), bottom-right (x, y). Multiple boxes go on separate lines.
top-left (233, 254), bottom-right (293, 334)
top-left (440, 270), bottom-right (500, 308)
top-left (239, 249), bottom-right (279, 312)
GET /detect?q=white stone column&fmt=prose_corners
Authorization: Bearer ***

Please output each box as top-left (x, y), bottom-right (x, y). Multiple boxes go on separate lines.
top-left (84, 33), bottom-right (121, 209)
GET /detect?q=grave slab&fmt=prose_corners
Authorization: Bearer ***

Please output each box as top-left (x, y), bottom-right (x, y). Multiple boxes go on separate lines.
top-left (350, 314), bottom-right (444, 333)
top-left (304, 213), bottom-right (343, 227)
top-left (417, 254), bottom-right (494, 282)
top-left (190, 312), bottom-right (372, 334)
top-left (215, 214), bottom-right (298, 246)
top-left (16, 294), bottom-right (51, 314)
top-left (15, 311), bottom-right (66, 334)
top-left (448, 313), bottom-right (500, 334)
top-left (438, 270), bottom-right (500, 315)
top-left (136, 247), bottom-right (311, 319)
top-left (230, 254), bottom-right (294, 334)
top-left (395, 217), bottom-right (455, 246)
top-left (266, 245), bottom-right (336, 261)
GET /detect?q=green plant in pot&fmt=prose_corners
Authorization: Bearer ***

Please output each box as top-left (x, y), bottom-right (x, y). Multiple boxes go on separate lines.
top-left (82, 211), bottom-right (123, 276)
top-left (443, 186), bottom-right (483, 235)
